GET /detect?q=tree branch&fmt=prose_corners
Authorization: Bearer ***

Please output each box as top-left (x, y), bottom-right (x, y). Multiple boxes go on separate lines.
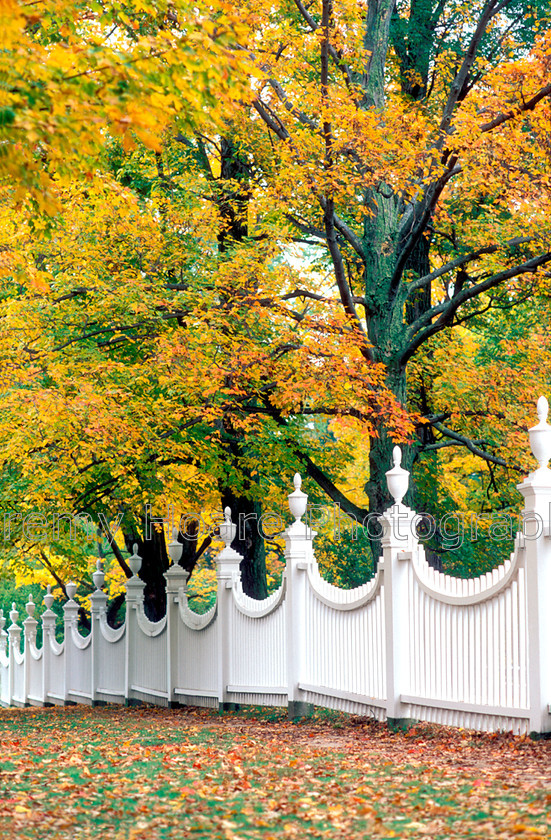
top-left (97, 519), bottom-right (132, 578)
top-left (401, 250), bottom-right (551, 363)
top-left (437, 0), bottom-right (513, 144)
top-left (302, 453), bottom-right (369, 521)
top-left (293, 0), bottom-right (358, 100)
top-left (407, 236), bottom-right (532, 293)
top-left (427, 421), bottom-right (522, 471)
top-left (480, 82), bottom-right (551, 133)
top-left (267, 77), bottom-right (320, 132)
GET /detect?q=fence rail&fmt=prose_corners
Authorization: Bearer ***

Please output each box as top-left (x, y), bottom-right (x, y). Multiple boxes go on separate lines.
top-left (1, 398), bottom-right (551, 735)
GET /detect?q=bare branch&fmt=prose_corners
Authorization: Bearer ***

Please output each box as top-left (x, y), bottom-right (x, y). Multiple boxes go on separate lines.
top-left (284, 213), bottom-right (326, 241)
top-left (252, 99), bottom-right (290, 141)
top-left (390, 161), bottom-right (461, 298)
top-left (302, 452), bottom-right (369, 520)
top-left (324, 197), bottom-right (373, 361)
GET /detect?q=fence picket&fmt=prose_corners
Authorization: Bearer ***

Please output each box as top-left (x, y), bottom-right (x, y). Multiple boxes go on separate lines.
top-left (2, 399), bottom-right (551, 734)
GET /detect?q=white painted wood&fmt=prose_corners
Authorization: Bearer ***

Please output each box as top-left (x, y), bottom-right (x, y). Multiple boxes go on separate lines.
top-left (401, 694), bottom-right (529, 718)
top-left (175, 687), bottom-right (219, 698)
top-left (298, 682), bottom-right (387, 709)
top-left (3, 417), bottom-right (551, 735)
top-left (284, 487), bottom-right (316, 707)
top-left (164, 563), bottom-right (189, 705)
top-left (232, 578), bottom-right (286, 617)
top-left (517, 462), bottom-right (551, 733)
top-left (227, 685), bottom-right (287, 694)
top-left (130, 685), bottom-right (168, 699)
top-left (380, 502), bottom-right (416, 719)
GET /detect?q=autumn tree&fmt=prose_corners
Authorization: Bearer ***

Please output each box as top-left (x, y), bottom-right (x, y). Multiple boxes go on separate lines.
top-left (0, 134), bottom-right (405, 613)
top-left (235, 0), bottom-right (551, 541)
top-left (2, 0), bottom-right (551, 613)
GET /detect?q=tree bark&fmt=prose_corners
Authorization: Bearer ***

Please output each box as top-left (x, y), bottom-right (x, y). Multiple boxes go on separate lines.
top-left (215, 133), bottom-right (269, 599)
top-left (124, 522), bottom-right (169, 622)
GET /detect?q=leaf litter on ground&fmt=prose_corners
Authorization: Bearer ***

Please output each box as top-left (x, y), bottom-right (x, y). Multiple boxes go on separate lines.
top-left (0, 704), bottom-right (549, 839)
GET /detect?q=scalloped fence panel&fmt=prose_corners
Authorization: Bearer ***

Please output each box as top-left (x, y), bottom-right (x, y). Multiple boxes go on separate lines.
top-left (1, 399), bottom-right (551, 736)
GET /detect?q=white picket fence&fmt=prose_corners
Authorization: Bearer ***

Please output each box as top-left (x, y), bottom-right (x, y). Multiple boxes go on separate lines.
top-left (1, 398), bottom-right (551, 735)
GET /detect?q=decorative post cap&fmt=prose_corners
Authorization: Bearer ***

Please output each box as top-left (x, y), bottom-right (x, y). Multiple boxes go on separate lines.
top-left (92, 559), bottom-right (105, 591)
top-left (128, 543), bottom-right (142, 577)
top-left (385, 445), bottom-right (410, 506)
top-left (0, 609), bottom-right (5, 632)
top-left (65, 582), bottom-right (77, 602)
top-left (167, 526), bottom-right (183, 565)
top-left (43, 584), bottom-right (54, 611)
top-left (25, 594), bottom-right (36, 618)
top-left (219, 506), bottom-right (236, 548)
top-left (9, 603), bottom-right (19, 625)
top-left (288, 473), bottom-right (308, 523)
top-left (529, 395), bottom-right (551, 470)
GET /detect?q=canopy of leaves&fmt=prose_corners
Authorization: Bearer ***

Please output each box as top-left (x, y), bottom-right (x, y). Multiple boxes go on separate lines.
top-left (1, 0), bottom-right (551, 594)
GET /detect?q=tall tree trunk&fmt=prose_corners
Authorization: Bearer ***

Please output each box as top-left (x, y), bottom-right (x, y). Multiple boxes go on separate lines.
top-left (221, 488), bottom-right (268, 599)
top-left (215, 133), bottom-right (269, 599)
top-left (125, 520), bottom-right (169, 622)
top-left (362, 198), bottom-right (432, 560)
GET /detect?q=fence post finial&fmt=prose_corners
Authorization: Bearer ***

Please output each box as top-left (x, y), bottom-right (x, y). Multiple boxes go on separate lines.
top-left (288, 473), bottom-right (308, 524)
top-left (43, 585), bottom-right (54, 611)
top-left (220, 506), bottom-right (236, 548)
top-left (128, 544), bottom-right (142, 578)
top-left (92, 560), bottom-right (105, 591)
top-left (9, 603), bottom-right (19, 627)
top-left (25, 595), bottom-right (35, 619)
top-left (386, 445), bottom-right (409, 507)
top-left (167, 527), bottom-right (183, 565)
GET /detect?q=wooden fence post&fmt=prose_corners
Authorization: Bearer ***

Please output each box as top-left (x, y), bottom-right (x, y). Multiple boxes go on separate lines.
top-left (164, 529), bottom-right (189, 708)
top-left (62, 583), bottom-right (79, 705)
top-left (22, 595), bottom-right (38, 705)
top-left (216, 508), bottom-right (242, 711)
top-left (285, 474), bottom-right (314, 720)
top-left (381, 447), bottom-right (415, 729)
top-left (8, 603), bottom-right (21, 707)
top-left (41, 586), bottom-right (57, 706)
top-left (517, 396), bottom-right (551, 736)
top-left (0, 609), bottom-right (7, 706)
top-left (124, 545), bottom-right (146, 706)
top-left (90, 561), bottom-right (108, 706)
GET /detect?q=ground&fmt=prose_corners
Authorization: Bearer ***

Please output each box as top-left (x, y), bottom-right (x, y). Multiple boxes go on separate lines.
top-left (0, 704), bottom-right (549, 839)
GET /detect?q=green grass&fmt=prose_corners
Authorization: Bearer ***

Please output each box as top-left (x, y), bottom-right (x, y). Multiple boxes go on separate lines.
top-left (0, 704), bottom-right (549, 838)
